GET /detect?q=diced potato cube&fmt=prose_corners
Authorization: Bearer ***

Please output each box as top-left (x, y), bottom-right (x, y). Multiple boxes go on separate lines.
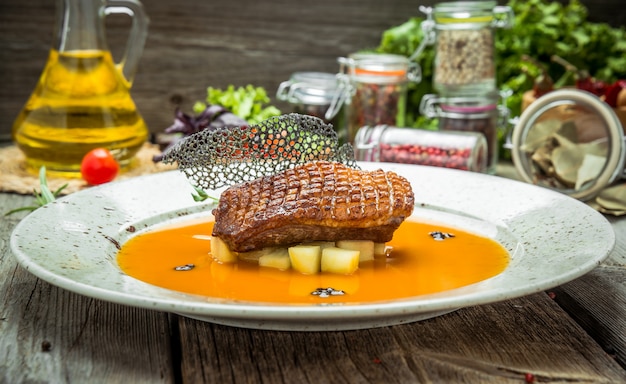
top-left (374, 242), bottom-right (389, 257)
top-left (288, 245), bottom-right (321, 274)
top-left (210, 236), bottom-right (237, 263)
top-left (259, 249), bottom-right (291, 270)
top-left (321, 247), bottom-right (359, 275)
top-left (336, 240), bottom-right (374, 262)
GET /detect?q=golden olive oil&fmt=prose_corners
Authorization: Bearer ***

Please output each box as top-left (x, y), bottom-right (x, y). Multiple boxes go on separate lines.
top-left (12, 49), bottom-right (148, 177)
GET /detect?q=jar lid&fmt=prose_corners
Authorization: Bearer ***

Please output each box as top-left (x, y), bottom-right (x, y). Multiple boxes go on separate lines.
top-left (276, 72), bottom-right (341, 105)
top-left (434, 1), bottom-right (497, 20)
top-left (420, 92), bottom-right (499, 118)
top-left (511, 88), bottom-right (625, 201)
top-left (432, 1), bottom-right (513, 29)
top-left (339, 53), bottom-right (416, 83)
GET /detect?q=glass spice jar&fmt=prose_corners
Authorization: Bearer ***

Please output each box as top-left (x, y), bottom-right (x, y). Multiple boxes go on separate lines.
top-left (420, 92), bottom-right (507, 174)
top-left (276, 72), bottom-right (346, 142)
top-left (413, 1), bottom-right (513, 97)
top-left (354, 125), bottom-right (488, 173)
top-left (511, 89), bottom-right (626, 201)
top-left (334, 53), bottom-right (420, 143)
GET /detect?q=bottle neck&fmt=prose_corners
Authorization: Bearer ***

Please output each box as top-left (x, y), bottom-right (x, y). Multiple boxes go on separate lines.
top-left (54, 0), bottom-right (108, 52)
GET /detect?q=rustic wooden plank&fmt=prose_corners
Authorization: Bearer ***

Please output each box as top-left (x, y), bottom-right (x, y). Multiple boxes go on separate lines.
top-left (0, 194), bottom-right (176, 383)
top-left (551, 267), bottom-right (626, 369)
top-left (177, 294), bottom-right (626, 383)
top-left (547, 214), bottom-right (626, 369)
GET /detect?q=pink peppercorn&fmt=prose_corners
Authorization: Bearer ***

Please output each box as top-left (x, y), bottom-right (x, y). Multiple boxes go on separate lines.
top-left (354, 125), bottom-right (488, 173)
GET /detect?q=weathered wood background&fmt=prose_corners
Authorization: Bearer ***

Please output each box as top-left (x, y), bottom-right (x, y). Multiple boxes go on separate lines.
top-left (0, 0), bottom-right (623, 139)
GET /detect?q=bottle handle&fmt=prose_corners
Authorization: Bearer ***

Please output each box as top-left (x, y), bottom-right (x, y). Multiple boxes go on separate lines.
top-left (104, 0), bottom-right (149, 85)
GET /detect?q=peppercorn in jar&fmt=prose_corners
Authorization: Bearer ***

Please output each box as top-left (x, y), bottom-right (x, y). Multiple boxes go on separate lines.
top-left (334, 53), bottom-right (420, 143)
top-left (413, 1), bottom-right (513, 97)
top-left (354, 125), bottom-right (488, 173)
top-left (433, 1), bottom-right (512, 96)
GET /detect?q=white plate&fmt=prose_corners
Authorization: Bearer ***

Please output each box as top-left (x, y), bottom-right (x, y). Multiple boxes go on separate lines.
top-left (10, 162), bottom-right (614, 331)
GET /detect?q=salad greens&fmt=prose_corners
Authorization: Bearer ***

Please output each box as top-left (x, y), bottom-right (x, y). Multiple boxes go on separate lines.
top-left (153, 85), bottom-right (281, 162)
top-left (496, 0), bottom-right (626, 117)
top-left (193, 85), bottom-right (281, 125)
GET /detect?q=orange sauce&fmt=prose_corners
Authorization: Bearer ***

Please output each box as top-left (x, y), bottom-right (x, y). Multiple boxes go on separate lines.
top-left (117, 218), bottom-right (509, 304)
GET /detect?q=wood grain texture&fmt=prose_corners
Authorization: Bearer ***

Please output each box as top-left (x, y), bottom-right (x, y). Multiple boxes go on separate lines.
top-left (0, 0), bottom-right (624, 139)
top-left (176, 295), bottom-right (626, 383)
top-left (0, 0), bottom-right (424, 139)
top-left (0, 195), bottom-right (176, 383)
top-left (552, 268), bottom-right (626, 369)
top-left (548, 215), bottom-right (626, 369)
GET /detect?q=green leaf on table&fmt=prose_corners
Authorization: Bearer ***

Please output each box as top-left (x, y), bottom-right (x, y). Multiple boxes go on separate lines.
top-left (4, 167), bottom-right (68, 216)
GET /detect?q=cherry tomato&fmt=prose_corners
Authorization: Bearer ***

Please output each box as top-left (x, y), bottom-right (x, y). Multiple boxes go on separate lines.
top-left (80, 148), bottom-right (119, 185)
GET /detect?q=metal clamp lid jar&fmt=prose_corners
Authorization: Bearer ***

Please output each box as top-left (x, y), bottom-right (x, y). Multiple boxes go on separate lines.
top-left (331, 53), bottom-right (421, 143)
top-left (276, 72), bottom-right (342, 117)
top-left (411, 2), bottom-right (514, 96)
top-left (276, 72), bottom-right (345, 142)
top-left (511, 88), bottom-right (626, 201)
top-left (420, 91), bottom-right (509, 174)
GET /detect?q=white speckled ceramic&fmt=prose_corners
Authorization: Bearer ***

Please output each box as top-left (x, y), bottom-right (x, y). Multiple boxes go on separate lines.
top-left (10, 162), bottom-right (615, 331)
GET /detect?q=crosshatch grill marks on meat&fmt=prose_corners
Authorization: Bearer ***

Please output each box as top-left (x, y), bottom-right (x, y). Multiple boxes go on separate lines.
top-left (212, 161), bottom-right (415, 252)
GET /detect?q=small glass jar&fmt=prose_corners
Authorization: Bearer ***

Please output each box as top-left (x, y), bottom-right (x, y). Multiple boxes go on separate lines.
top-left (335, 53), bottom-right (420, 143)
top-left (415, 1), bottom-right (513, 97)
top-left (354, 125), bottom-right (488, 173)
top-left (276, 72), bottom-right (346, 142)
top-left (511, 89), bottom-right (626, 201)
top-left (420, 92), bottom-right (506, 174)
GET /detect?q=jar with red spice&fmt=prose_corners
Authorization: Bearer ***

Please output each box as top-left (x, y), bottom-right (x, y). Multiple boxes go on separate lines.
top-left (354, 125), bottom-right (488, 173)
top-left (420, 92), bottom-right (507, 174)
top-left (334, 53), bottom-right (420, 143)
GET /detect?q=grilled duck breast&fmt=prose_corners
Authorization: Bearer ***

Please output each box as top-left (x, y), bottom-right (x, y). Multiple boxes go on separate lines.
top-left (212, 161), bottom-right (414, 252)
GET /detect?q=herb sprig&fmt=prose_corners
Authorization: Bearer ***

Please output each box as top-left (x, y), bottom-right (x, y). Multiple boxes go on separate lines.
top-left (4, 167), bottom-right (67, 216)
top-left (190, 184), bottom-right (219, 203)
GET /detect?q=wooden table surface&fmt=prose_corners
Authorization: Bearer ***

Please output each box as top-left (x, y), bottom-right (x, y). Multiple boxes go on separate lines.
top-left (1, 158), bottom-right (625, 383)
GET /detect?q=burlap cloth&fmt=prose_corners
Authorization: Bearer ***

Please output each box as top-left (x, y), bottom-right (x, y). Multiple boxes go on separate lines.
top-left (0, 143), bottom-right (176, 195)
